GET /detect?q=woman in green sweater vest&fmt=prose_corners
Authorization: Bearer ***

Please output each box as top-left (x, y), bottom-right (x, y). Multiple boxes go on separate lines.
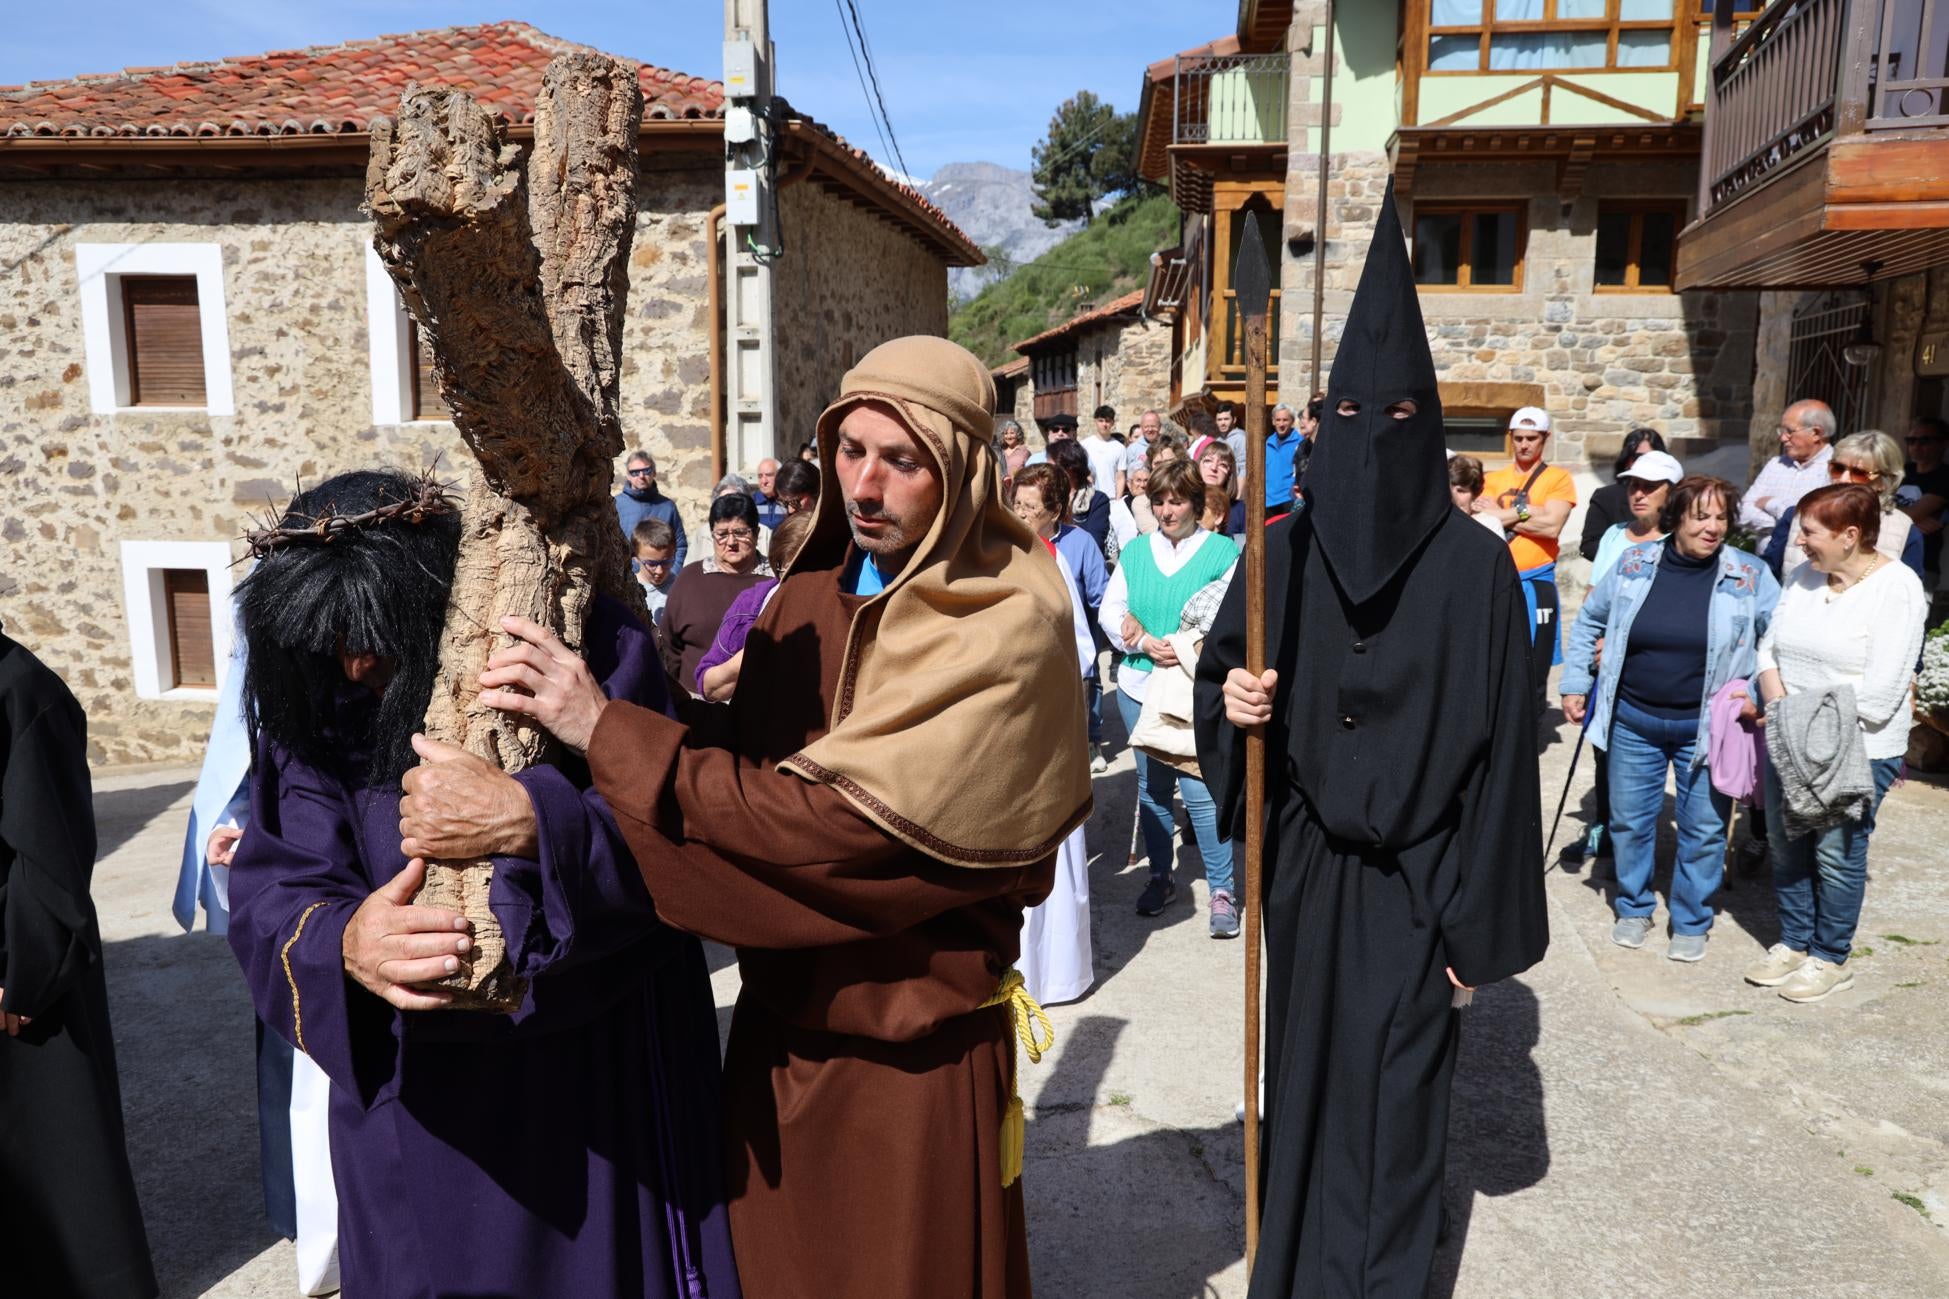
top-left (1100, 458), bottom-right (1241, 935)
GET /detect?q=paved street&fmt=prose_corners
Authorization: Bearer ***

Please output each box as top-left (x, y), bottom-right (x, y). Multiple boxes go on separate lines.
top-left (90, 682), bottom-right (1949, 1297)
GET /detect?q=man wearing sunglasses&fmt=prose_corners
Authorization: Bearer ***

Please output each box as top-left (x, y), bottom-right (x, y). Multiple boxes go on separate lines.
top-left (613, 449), bottom-right (688, 572)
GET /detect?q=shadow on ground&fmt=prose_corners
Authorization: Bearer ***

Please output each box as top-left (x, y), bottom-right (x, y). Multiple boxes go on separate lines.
top-left (1431, 978), bottom-right (1551, 1299)
top-left (104, 931), bottom-right (281, 1299)
top-left (1025, 1015), bottom-right (1243, 1297)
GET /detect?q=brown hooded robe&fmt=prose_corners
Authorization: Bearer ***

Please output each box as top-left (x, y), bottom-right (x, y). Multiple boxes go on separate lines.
top-left (588, 336), bottom-right (1090, 1298)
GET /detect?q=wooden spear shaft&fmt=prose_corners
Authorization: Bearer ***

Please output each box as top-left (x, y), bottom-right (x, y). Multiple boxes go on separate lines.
top-left (1234, 215), bottom-right (1274, 1273)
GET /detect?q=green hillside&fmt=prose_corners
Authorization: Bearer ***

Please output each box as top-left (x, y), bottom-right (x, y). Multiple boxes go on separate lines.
top-left (950, 192), bottom-right (1179, 370)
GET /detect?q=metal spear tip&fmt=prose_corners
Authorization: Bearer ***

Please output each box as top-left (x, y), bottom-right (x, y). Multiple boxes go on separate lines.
top-left (1234, 216), bottom-right (1274, 322)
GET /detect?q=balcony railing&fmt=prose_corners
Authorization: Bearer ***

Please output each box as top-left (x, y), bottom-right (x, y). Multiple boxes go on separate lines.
top-left (1173, 52), bottom-right (1289, 147)
top-left (1700, 0), bottom-right (1949, 216)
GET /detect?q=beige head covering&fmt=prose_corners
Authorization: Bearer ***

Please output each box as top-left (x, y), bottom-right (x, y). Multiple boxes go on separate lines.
top-left (779, 336), bottom-right (1092, 868)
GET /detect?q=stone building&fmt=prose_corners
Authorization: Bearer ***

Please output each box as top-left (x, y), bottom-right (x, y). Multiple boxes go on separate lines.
top-left (1008, 290), bottom-right (1174, 438)
top-left (0, 22), bottom-right (978, 764)
top-left (1676, 0), bottom-right (1949, 459)
top-left (1133, 1), bottom-right (1765, 498)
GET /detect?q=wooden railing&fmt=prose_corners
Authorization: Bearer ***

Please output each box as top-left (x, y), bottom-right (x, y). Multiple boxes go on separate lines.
top-left (1173, 52), bottom-right (1288, 147)
top-left (1699, 0), bottom-right (1849, 213)
top-left (1700, 0), bottom-right (1949, 216)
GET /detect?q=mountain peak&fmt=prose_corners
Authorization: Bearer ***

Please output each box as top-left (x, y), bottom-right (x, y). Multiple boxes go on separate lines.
top-left (917, 161), bottom-right (1083, 300)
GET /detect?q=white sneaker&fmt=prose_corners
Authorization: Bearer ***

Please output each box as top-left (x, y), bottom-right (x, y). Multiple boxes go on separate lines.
top-left (1779, 956), bottom-right (1854, 1004)
top-left (1743, 943), bottom-right (1808, 987)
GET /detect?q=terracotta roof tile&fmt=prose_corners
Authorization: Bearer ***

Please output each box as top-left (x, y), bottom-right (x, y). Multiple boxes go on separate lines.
top-left (0, 21), bottom-right (980, 265)
top-left (1012, 289), bottom-right (1147, 354)
top-left (0, 20), bottom-right (725, 137)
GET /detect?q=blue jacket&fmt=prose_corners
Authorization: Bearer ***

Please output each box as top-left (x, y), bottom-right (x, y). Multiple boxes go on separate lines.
top-left (614, 488), bottom-right (687, 571)
top-left (1560, 539), bottom-right (1780, 761)
top-left (1053, 522), bottom-right (1109, 675)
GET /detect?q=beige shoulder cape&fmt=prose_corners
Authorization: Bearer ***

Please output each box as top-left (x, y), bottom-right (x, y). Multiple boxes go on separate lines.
top-left (779, 336), bottom-right (1092, 868)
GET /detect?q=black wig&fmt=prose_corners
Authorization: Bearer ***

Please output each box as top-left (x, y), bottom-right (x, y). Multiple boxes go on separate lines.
top-left (236, 470), bottom-right (460, 788)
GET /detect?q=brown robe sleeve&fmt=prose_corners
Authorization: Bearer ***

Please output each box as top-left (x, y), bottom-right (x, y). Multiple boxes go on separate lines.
top-left (587, 700), bottom-right (1038, 951)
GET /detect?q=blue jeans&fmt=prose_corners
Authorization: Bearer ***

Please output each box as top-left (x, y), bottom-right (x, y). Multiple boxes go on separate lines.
top-left (1765, 754), bottom-right (1902, 964)
top-left (1606, 699), bottom-right (1729, 936)
top-left (1085, 675), bottom-right (1104, 747)
top-left (1116, 688), bottom-right (1233, 895)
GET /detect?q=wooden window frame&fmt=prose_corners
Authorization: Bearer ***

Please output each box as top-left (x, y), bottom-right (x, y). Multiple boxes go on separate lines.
top-left (1410, 202), bottom-right (1530, 293)
top-left (1443, 406), bottom-right (1519, 462)
top-left (120, 275), bottom-right (207, 408)
top-left (161, 568), bottom-right (217, 690)
top-left (117, 539), bottom-right (236, 701)
top-left (407, 317), bottom-right (451, 422)
top-left (1426, 0), bottom-right (1683, 75)
top-left (1592, 200), bottom-right (1686, 293)
top-left (75, 242), bottom-right (233, 415)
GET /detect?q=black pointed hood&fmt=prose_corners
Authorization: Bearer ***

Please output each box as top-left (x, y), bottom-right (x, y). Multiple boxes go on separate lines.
top-left (1304, 177), bottom-right (1452, 605)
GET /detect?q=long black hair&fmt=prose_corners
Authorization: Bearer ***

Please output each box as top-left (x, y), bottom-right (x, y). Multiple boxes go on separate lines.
top-left (236, 470), bottom-right (459, 788)
top-left (1613, 427), bottom-right (1667, 478)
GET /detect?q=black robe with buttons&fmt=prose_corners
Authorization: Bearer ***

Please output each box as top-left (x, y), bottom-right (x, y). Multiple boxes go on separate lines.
top-left (0, 633), bottom-right (158, 1299)
top-left (1194, 506), bottom-right (1549, 1297)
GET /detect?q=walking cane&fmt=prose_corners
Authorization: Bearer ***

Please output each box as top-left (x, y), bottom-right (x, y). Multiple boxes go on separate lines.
top-left (1234, 216), bottom-right (1274, 1272)
top-left (1542, 705), bottom-right (1592, 871)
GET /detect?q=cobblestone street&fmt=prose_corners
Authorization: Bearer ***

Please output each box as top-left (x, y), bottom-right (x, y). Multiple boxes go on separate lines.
top-left (90, 677), bottom-right (1949, 1297)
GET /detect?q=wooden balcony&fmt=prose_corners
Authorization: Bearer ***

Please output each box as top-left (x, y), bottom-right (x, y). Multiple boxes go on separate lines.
top-left (1675, 0), bottom-right (1949, 289)
top-left (1137, 39), bottom-right (1289, 214)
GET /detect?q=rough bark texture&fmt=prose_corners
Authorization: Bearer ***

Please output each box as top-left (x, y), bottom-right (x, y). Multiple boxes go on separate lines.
top-left (365, 54), bottom-right (647, 1009)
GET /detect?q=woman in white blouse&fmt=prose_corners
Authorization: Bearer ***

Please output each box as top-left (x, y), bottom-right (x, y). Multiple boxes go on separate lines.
top-left (1746, 483), bottom-right (1928, 1003)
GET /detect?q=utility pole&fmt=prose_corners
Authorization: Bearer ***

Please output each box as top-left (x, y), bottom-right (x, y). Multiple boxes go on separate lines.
top-left (723, 0), bottom-right (779, 473)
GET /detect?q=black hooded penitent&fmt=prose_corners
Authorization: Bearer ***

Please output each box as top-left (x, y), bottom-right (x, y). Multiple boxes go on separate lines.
top-left (1194, 177), bottom-right (1549, 1298)
top-left (236, 470), bottom-right (459, 788)
top-left (1305, 177), bottom-right (1453, 606)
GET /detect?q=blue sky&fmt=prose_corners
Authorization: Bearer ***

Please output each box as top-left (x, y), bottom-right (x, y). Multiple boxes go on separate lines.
top-left (2, 1), bottom-right (1228, 179)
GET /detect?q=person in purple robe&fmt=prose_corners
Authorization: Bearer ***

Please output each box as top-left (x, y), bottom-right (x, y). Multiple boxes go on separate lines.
top-left (224, 470), bottom-right (740, 1299)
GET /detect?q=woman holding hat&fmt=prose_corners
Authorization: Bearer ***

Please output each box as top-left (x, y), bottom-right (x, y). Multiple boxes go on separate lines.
top-left (1561, 476), bottom-right (1780, 963)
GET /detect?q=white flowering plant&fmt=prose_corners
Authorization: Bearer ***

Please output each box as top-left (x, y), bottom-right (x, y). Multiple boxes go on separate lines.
top-left (1920, 619), bottom-right (1949, 716)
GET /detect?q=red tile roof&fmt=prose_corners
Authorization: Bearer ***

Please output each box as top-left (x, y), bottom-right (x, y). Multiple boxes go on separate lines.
top-left (0, 22), bottom-right (980, 265)
top-left (0, 21), bottom-right (722, 138)
top-left (1012, 289), bottom-right (1147, 354)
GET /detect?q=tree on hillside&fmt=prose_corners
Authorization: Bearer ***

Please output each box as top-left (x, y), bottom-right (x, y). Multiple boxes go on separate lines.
top-left (1089, 111), bottom-right (1149, 204)
top-left (1031, 91), bottom-right (1119, 225)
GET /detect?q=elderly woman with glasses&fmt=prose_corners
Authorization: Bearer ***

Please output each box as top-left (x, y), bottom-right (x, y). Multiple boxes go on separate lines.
top-left (659, 492), bottom-right (772, 693)
top-left (1763, 430), bottom-right (1922, 581)
top-left (1561, 476), bottom-right (1780, 963)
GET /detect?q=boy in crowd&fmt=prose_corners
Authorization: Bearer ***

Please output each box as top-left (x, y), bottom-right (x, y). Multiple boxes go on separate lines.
top-left (633, 517), bottom-right (680, 627)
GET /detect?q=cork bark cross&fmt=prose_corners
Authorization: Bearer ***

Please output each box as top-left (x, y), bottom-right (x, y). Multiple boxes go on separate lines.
top-left (363, 53), bottom-right (648, 1009)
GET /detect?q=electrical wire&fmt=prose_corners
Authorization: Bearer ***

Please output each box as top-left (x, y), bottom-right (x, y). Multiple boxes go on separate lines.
top-left (842, 0), bottom-right (912, 181)
top-left (831, 0), bottom-right (900, 182)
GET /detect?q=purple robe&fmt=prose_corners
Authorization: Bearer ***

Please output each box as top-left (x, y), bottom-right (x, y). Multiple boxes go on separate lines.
top-left (227, 599), bottom-right (740, 1299)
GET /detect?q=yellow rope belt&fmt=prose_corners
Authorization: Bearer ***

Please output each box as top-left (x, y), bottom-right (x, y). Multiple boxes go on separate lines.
top-left (979, 970), bottom-right (1055, 1188)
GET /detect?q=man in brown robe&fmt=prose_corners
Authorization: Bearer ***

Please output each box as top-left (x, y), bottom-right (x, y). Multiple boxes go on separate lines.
top-left (400, 335), bottom-right (1092, 1296)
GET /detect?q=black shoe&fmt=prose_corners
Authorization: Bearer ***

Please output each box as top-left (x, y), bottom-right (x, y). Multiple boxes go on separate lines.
top-left (1736, 837), bottom-right (1768, 878)
top-left (1136, 875), bottom-right (1176, 916)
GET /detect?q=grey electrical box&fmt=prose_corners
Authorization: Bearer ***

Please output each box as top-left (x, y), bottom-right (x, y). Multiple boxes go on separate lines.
top-left (725, 169), bottom-right (761, 225)
top-left (723, 41), bottom-right (758, 99)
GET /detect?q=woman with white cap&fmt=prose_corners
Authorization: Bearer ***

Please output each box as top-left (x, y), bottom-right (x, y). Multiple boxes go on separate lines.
top-left (1560, 476), bottom-right (1781, 963)
top-left (1590, 449), bottom-right (1685, 582)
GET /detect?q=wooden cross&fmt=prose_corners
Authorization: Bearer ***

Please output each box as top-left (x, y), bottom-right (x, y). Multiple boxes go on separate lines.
top-left (363, 54), bottom-right (649, 1009)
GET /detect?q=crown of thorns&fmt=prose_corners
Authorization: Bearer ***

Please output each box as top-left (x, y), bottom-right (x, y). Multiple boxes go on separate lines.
top-left (242, 469), bottom-right (459, 560)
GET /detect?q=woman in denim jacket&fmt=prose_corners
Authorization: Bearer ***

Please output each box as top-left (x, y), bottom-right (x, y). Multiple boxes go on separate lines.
top-left (1560, 477), bottom-right (1781, 963)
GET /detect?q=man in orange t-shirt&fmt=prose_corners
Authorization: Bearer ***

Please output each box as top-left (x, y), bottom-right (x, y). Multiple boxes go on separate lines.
top-left (1474, 406), bottom-right (1577, 717)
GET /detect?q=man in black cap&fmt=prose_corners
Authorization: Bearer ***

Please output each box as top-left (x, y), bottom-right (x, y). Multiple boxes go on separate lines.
top-left (1196, 180), bottom-right (1549, 1297)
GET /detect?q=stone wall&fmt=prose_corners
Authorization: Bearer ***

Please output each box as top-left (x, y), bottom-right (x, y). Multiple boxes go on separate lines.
top-left (0, 155), bottom-right (827, 766)
top-left (768, 178), bottom-right (951, 464)
top-left (1074, 315), bottom-right (1173, 427)
top-left (1278, 153), bottom-right (1760, 472)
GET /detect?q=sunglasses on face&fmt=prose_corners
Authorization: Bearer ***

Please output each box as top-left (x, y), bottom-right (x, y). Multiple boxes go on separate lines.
top-left (713, 529), bottom-right (754, 544)
top-left (627, 467), bottom-right (654, 477)
top-left (1828, 462), bottom-right (1874, 481)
